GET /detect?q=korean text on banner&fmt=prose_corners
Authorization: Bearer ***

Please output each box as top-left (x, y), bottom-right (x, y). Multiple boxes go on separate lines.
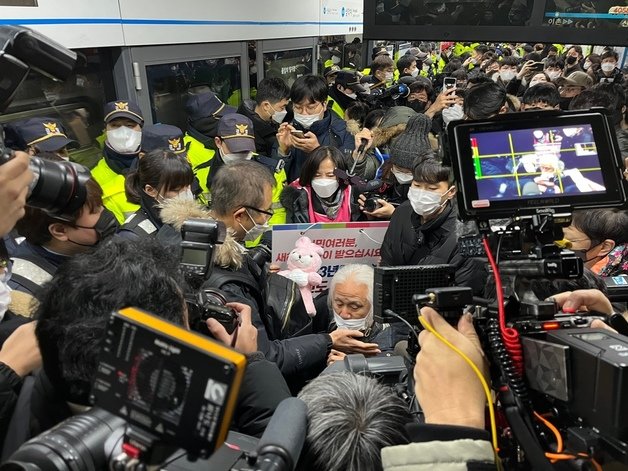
top-left (271, 221), bottom-right (390, 295)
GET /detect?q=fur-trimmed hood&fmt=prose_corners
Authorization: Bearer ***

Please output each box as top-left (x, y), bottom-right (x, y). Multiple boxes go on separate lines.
top-left (159, 198), bottom-right (245, 270)
top-left (372, 122), bottom-right (408, 148)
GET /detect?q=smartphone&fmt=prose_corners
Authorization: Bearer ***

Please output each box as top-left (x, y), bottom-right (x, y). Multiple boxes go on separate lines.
top-left (290, 130), bottom-right (305, 138)
top-left (444, 77), bottom-right (457, 91)
top-left (532, 62), bottom-right (545, 72)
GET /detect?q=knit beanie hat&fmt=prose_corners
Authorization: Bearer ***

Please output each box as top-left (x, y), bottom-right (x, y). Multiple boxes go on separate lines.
top-left (389, 114), bottom-right (432, 170)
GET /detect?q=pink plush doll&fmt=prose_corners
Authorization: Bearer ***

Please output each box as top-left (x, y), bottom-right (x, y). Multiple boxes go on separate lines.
top-left (278, 236), bottom-right (324, 316)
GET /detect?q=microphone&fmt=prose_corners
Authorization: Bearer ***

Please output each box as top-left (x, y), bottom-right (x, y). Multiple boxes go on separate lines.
top-left (254, 398), bottom-right (308, 471)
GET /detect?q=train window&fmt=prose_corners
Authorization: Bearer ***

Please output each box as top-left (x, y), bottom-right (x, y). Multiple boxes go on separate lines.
top-left (146, 57), bottom-right (242, 132)
top-left (0, 48), bottom-right (113, 169)
top-left (263, 48), bottom-right (313, 88)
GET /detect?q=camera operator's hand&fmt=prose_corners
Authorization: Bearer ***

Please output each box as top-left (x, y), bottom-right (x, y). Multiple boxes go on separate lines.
top-left (206, 302), bottom-right (258, 354)
top-left (277, 123), bottom-right (295, 155)
top-left (425, 88), bottom-right (457, 119)
top-left (329, 329), bottom-right (381, 355)
top-left (0, 322), bottom-right (42, 377)
top-left (0, 151), bottom-right (33, 237)
top-left (416, 307), bottom-right (488, 430)
top-left (327, 348), bottom-right (346, 366)
top-left (292, 131), bottom-right (320, 154)
top-left (358, 194), bottom-right (395, 219)
top-left (352, 128), bottom-right (373, 159)
top-left (549, 289), bottom-right (614, 317)
top-left (517, 60), bottom-right (534, 80)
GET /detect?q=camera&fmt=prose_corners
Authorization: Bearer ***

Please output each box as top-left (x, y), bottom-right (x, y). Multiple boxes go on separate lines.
top-left (363, 194), bottom-right (383, 212)
top-left (0, 26), bottom-right (92, 221)
top-left (186, 287), bottom-right (239, 336)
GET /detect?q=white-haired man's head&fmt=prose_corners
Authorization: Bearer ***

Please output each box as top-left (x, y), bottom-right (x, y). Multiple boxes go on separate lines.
top-left (328, 264), bottom-right (374, 331)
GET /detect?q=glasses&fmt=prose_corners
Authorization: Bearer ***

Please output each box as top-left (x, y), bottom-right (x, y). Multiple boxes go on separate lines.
top-left (243, 205), bottom-right (274, 220)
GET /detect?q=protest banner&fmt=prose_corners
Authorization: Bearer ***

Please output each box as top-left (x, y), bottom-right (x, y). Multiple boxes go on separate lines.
top-left (271, 221), bottom-right (390, 294)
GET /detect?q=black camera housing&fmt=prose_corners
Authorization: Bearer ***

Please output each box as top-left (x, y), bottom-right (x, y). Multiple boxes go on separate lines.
top-left (187, 288), bottom-right (239, 336)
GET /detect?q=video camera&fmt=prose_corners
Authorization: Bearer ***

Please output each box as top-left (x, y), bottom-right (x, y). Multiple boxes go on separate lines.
top-left (358, 83), bottom-right (410, 109)
top-left (1, 308), bottom-right (308, 471)
top-left (0, 26), bottom-right (91, 222)
top-left (442, 109), bottom-right (627, 468)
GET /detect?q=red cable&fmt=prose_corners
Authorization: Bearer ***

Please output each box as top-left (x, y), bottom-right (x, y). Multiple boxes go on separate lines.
top-left (483, 236), bottom-right (524, 376)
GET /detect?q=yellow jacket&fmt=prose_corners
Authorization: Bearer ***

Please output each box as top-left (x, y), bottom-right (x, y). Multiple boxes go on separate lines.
top-left (91, 158), bottom-right (140, 224)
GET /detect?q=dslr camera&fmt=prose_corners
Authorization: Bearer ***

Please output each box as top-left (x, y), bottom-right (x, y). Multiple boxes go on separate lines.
top-left (179, 218), bottom-right (239, 336)
top-left (0, 26), bottom-right (91, 221)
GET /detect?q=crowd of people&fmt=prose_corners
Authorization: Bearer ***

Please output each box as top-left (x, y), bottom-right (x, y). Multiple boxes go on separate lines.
top-left (0, 39), bottom-right (627, 470)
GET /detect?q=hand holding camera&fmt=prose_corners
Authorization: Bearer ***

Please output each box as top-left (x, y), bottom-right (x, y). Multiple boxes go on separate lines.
top-left (206, 301), bottom-right (258, 354)
top-left (0, 151), bottom-right (33, 237)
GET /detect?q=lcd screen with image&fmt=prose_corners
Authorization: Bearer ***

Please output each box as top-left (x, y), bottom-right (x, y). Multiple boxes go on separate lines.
top-left (543, 1), bottom-right (628, 29)
top-left (469, 124), bottom-right (606, 207)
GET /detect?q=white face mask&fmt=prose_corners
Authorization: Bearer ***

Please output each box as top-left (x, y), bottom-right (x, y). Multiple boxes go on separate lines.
top-left (529, 80), bottom-right (543, 88)
top-left (311, 178), bottom-right (339, 198)
top-left (106, 126), bottom-right (142, 154)
top-left (174, 187), bottom-right (194, 202)
top-left (0, 269), bottom-right (12, 322)
top-left (332, 55), bottom-right (341, 65)
top-left (294, 111), bottom-right (322, 129)
top-left (500, 70), bottom-right (517, 82)
top-left (269, 103), bottom-right (288, 124)
top-left (546, 70), bottom-right (561, 81)
top-left (442, 104), bottom-right (464, 126)
top-left (392, 169), bottom-right (413, 184)
top-left (334, 311), bottom-right (368, 331)
top-left (384, 71), bottom-right (394, 82)
top-left (240, 210), bottom-right (270, 242)
top-left (221, 148), bottom-right (253, 164)
top-left (408, 186), bottom-right (452, 216)
top-left (601, 62), bottom-right (616, 73)
top-left (583, 61), bottom-right (591, 71)
top-left (410, 68), bottom-right (419, 77)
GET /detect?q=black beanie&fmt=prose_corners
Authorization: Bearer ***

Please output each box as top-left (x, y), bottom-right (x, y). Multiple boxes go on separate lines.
top-left (389, 114), bottom-right (432, 170)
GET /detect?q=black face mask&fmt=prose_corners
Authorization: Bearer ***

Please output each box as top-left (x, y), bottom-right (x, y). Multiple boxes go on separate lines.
top-left (566, 56), bottom-right (578, 66)
top-left (559, 96), bottom-right (574, 110)
top-left (93, 208), bottom-right (120, 240)
top-left (408, 100), bottom-right (428, 113)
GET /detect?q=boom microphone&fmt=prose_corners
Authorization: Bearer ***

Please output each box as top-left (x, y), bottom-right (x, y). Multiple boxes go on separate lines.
top-left (254, 398), bottom-right (308, 471)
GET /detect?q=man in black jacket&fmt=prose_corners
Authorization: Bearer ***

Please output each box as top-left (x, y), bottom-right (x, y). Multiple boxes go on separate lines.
top-left (236, 77), bottom-right (290, 157)
top-left (380, 157), bottom-right (486, 295)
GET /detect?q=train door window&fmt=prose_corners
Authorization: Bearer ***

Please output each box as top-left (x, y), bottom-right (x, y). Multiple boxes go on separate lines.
top-left (263, 48), bottom-right (313, 88)
top-left (146, 57), bottom-right (242, 131)
top-left (0, 48), bottom-right (114, 169)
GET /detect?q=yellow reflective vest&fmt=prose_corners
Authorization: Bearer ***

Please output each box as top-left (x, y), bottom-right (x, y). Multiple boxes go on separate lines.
top-left (91, 158), bottom-right (140, 224)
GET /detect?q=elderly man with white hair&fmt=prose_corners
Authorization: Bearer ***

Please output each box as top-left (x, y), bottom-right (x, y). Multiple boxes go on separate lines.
top-left (326, 264), bottom-right (408, 364)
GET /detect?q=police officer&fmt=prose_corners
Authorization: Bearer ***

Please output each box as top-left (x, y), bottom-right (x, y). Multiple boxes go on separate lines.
top-left (327, 70), bottom-right (368, 119)
top-left (90, 100), bottom-right (144, 224)
top-left (183, 91), bottom-right (236, 200)
top-left (118, 124), bottom-right (195, 240)
top-left (5, 117), bottom-right (77, 161)
top-left (195, 113), bottom-right (287, 247)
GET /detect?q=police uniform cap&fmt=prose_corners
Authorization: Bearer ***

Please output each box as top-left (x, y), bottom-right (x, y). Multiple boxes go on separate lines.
top-left (142, 123), bottom-right (188, 155)
top-left (185, 92), bottom-right (237, 121)
top-left (104, 100), bottom-right (144, 125)
top-left (217, 114), bottom-right (256, 153)
top-left (9, 117), bottom-right (77, 152)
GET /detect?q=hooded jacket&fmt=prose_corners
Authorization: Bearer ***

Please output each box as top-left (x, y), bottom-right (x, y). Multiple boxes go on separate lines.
top-left (380, 201), bottom-right (487, 295)
top-left (160, 200), bottom-right (333, 379)
top-left (237, 99), bottom-right (279, 158)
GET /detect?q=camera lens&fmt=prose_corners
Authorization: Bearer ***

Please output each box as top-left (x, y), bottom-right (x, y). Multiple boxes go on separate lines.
top-left (27, 156), bottom-right (90, 221)
top-left (203, 288), bottom-right (228, 307)
top-left (0, 408), bottom-right (126, 471)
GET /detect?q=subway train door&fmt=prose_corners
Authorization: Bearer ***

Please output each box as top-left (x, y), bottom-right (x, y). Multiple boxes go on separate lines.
top-left (255, 37), bottom-right (318, 89)
top-left (121, 42), bottom-right (250, 130)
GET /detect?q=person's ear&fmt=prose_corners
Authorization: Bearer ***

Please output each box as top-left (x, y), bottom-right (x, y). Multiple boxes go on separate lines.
top-left (499, 104), bottom-right (509, 114)
top-left (214, 137), bottom-right (222, 150)
top-left (598, 239), bottom-right (616, 258)
top-left (232, 206), bottom-right (247, 224)
top-left (448, 185), bottom-right (457, 199)
top-left (144, 184), bottom-right (158, 198)
top-left (48, 222), bottom-right (69, 242)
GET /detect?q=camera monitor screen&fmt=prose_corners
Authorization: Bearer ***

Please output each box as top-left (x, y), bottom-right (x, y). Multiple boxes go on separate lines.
top-left (449, 110), bottom-right (626, 219)
top-left (543, 1), bottom-right (628, 29)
